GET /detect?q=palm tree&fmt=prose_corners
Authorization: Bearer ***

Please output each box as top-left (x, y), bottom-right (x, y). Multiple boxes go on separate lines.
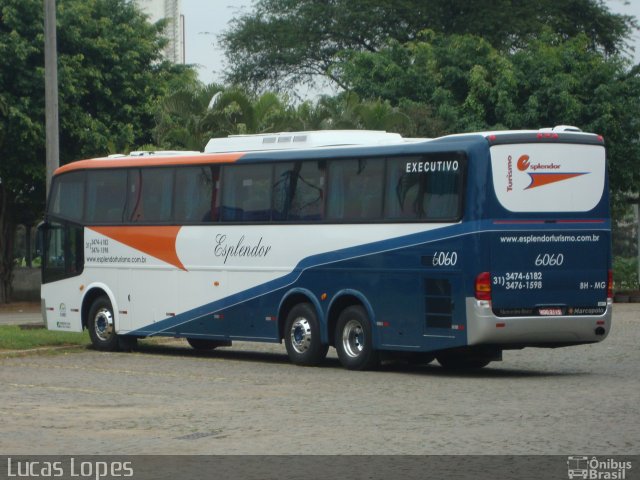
top-left (154, 82), bottom-right (226, 150)
top-left (155, 84), bottom-right (305, 150)
top-left (154, 85), bottom-right (417, 151)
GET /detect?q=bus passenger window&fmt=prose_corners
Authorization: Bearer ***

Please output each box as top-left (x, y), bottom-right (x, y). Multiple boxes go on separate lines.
top-left (273, 161), bottom-right (325, 221)
top-left (125, 168), bottom-right (174, 224)
top-left (174, 166), bottom-right (220, 223)
top-left (220, 164), bottom-right (273, 222)
top-left (86, 170), bottom-right (128, 224)
top-left (385, 154), bottom-right (463, 221)
top-left (327, 158), bottom-right (384, 221)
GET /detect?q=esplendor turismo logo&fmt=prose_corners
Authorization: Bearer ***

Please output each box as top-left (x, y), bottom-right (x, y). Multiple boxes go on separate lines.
top-left (506, 154), bottom-right (588, 192)
top-left (517, 154), bottom-right (588, 190)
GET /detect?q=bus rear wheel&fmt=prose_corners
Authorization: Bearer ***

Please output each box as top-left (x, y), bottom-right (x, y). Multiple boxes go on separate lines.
top-left (284, 303), bottom-right (328, 366)
top-left (88, 295), bottom-right (120, 351)
top-left (335, 305), bottom-right (379, 370)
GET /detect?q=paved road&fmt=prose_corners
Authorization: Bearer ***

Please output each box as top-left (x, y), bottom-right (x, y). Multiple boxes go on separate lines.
top-left (0, 304), bottom-right (638, 455)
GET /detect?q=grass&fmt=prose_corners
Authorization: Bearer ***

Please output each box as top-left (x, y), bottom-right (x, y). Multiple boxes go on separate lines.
top-left (0, 325), bottom-right (89, 351)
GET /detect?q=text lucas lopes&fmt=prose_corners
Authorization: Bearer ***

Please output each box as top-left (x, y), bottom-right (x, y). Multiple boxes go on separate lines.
top-left (6, 458), bottom-right (133, 480)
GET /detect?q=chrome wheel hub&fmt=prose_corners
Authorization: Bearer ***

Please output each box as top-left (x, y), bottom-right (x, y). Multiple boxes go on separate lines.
top-left (342, 319), bottom-right (364, 358)
top-left (94, 308), bottom-right (114, 341)
top-left (290, 317), bottom-right (312, 354)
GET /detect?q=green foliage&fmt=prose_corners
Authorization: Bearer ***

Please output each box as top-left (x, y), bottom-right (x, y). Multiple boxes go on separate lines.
top-left (0, 0), bottom-right (193, 301)
top-left (154, 82), bottom-right (302, 150)
top-left (336, 31), bottom-right (640, 208)
top-left (154, 84), bottom-right (423, 150)
top-left (220, 0), bottom-right (639, 213)
top-left (296, 92), bottom-right (414, 134)
top-left (221, 0), bottom-right (636, 91)
top-left (0, 325), bottom-right (89, 351)
top-left (613, 256), bottom-right (640, 292)
top-left (55, 0), bottom-right (191, 161)
top-left (612, 204), bottom-right (639, 258)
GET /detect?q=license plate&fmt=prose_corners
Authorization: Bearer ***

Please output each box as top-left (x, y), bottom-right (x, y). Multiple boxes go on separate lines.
top-left (539, 308), bottom-right (562, 316)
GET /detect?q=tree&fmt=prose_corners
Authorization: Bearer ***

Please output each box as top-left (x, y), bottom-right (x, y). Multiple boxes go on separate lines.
top-left (0, 0), bottom-right (191, 302)
top-left (154, 83), bottom-right (303, 149)
top-left (0, 0), bottom-right (47, 302)
top-left (55, 0), bottom-right (191, 162)
top-left (220, 0), bottom-right (637, 91)
top-left (154, 81), bottom-right (227, 150)
top-left (336, 31), bottom-right (640, 209)
top-left (154, 84), bottom-right (422, 151)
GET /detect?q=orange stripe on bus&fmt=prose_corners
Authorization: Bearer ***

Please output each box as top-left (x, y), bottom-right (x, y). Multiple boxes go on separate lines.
top-left (55, 152), bottom-right (245, 175)
top-left (89, 226), bottom-right (186, 271)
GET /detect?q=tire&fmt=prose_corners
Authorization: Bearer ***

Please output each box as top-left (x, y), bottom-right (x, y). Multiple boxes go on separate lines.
top-left (284, 303), bottom-right (328, 366)
top-left (187, 338), bottom-right (231, 351)
top-left (87, 295), bottom-right (120, 351)
top-left (335, 305), bottom-right (379, 370)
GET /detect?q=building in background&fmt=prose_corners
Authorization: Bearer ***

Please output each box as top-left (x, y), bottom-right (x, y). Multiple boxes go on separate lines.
top-left (134, 0), bottom-right (185, 64)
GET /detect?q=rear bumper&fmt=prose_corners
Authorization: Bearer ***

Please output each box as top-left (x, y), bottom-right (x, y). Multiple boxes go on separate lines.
top-left (466, 297), bottom-right (612, 347)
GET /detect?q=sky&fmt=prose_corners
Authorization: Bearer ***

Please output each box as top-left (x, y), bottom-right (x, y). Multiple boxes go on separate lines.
top-left (182, 0), bottom-right (640, 87)
top-left (181, 0), bottom-right (253, 85)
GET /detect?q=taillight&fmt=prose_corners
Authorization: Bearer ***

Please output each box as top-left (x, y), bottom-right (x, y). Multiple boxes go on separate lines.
top-left (607, 269), bottom-right (613, 299)
top-left (475, 272), bottom-right (492, 301)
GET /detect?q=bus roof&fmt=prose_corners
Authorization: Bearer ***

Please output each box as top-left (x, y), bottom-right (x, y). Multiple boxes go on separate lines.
top-left (204, 130), bottom-right (411, 153)
top-left (54, 130), bottom-right (423, 175)
top-left (53, 126), bottom-right (602, 176)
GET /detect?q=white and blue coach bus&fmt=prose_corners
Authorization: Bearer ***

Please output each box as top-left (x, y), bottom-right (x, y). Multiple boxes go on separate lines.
top-left (40, 127), bottom-right (612, 369)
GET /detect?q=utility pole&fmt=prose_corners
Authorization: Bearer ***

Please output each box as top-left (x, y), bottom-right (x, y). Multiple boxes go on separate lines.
top-left (44, 0), bottom-right (59, 196)
top-left (636, 200), bottom-right (640, 289)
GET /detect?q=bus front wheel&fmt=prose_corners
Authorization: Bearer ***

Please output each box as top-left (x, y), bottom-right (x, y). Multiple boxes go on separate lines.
top-left (284, 303), bottom-right (328, 366)
top-left (88, 295), bottom-right (120, 351)
top-left (335, 306), bottom-right (379, 370)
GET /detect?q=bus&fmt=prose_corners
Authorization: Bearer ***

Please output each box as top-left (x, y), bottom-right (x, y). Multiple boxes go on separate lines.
top-left (40, 127), bottom-right (612, 370)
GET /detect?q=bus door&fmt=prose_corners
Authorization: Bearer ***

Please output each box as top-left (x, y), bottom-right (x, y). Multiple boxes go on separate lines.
top-left (40, 220), bottom-right (84, 331)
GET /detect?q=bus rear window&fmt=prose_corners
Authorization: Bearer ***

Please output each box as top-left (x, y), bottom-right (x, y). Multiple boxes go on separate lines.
top-left (491, 143), bottom-right (606, 212)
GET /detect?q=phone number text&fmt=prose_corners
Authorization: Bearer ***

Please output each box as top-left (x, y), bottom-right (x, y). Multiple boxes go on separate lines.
top-left (493, 272), bottom-right (544, 291)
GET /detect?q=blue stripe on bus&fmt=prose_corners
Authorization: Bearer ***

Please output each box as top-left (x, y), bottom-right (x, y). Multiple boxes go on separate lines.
top-left (127, 222), bottom-right (467, 336)
top-left (126, 218), bottom-right (610, 337)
